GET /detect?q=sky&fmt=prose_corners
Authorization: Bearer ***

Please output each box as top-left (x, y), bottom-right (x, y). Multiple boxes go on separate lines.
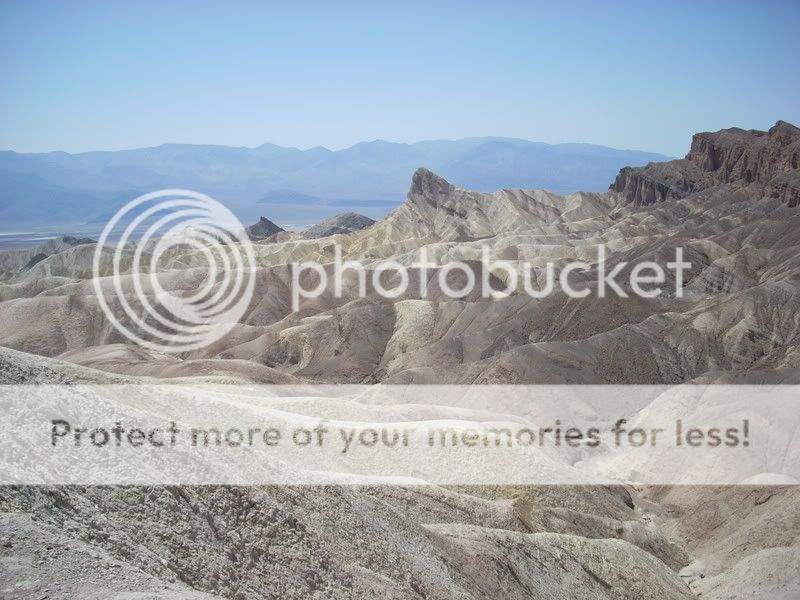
top-left (1, 0), bottom-right (798, 157)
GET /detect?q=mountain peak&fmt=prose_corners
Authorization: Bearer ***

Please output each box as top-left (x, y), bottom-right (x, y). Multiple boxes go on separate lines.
top-left (768, 120), bottom-right (800, 144)
top-left (246, 216), bottom-right (285, 239)
top-left (409, 167), bottom-right (455, 200)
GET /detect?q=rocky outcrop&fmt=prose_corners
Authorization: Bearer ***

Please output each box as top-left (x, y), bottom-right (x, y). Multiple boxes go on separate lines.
top-left (611, 162), bottom-right (702, 205)
top-left (301, 212), bottom-right (375, 239)
top-left (409, 167), bottom-right (457, 203)
top-left (686, 120), bottom-right (799, 183)
top-left (768, 170), bottom-right (800, 207)
top-left (612, 120), bottom-right (800, 206)
top-left (246, 215), bottom-right (285, 239)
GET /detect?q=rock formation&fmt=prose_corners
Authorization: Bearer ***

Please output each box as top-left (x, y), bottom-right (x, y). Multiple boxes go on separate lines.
top-left (612, 119), bottom-right (800, 207)
top-left (301, 212), bottom-right (375, 238)
top-left (245, 215), bottom-right (285, 239)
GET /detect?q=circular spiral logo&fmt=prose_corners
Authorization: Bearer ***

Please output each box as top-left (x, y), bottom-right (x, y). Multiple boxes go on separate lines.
top-left (92, 189), bottom-right (256, 353)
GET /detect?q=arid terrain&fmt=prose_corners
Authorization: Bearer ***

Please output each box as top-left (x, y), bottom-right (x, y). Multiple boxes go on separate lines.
top-left (1, 122), bottom-right (799, 386)
top-left (1, 121), bottom-right (799, 599)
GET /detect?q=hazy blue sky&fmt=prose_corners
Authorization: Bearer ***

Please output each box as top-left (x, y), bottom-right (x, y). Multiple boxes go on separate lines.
top-left (1, 0), bottom-right (798, 156)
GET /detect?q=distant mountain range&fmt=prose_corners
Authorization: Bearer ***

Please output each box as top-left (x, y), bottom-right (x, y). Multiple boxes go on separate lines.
top-left (0, 138), bottom-right (671, 229)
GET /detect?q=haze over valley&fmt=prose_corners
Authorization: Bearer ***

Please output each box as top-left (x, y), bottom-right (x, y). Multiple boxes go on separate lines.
top-left (0, 137), bottom-right (670, 237)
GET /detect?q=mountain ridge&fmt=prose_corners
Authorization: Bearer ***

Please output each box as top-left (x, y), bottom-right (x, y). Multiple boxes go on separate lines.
top-left (1, 136), bottom-right (674, 158)
top-left (0, 137), bottom-right (673, 229)
top-left (612, 120), bottom-right (800, 207)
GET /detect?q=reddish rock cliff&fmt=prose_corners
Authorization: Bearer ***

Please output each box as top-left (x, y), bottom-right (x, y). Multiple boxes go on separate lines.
top-left (612, 120), bottom-right (800, 207)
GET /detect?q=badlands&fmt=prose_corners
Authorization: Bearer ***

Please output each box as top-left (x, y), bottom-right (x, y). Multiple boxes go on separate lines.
top-left (1, 121), bottom-right (799, 598)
